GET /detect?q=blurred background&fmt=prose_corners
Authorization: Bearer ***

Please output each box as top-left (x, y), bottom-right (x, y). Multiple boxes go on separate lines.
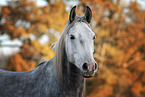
top-left (0, 0), bottom-right (145, 97)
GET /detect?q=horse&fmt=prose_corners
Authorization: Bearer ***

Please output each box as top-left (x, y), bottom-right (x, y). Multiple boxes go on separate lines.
top-left (0, 6), bottom-right (98, 97)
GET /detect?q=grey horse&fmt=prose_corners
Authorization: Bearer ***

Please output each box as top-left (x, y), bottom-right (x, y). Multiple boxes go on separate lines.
top-left (0, 6), bottom-right (98, 97)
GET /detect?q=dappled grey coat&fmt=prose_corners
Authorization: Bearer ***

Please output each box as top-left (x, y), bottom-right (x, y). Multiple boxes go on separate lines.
top-left (0, 58), bottom-right (84, 97)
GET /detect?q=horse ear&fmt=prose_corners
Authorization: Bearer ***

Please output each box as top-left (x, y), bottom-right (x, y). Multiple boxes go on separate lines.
top-left (84, 6), bottom-right (92, 23)
top-left (69, 6), bottom-right (76, 23)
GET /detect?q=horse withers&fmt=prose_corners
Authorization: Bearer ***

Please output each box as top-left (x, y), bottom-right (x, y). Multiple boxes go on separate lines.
top-left (0, 6), bottom-right (98, 97)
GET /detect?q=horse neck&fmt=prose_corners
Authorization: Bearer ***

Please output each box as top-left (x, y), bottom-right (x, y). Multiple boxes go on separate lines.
top-left (64, 62), bottom-right (84, 88)
top-left (61, 50), bottom-right (85, 96)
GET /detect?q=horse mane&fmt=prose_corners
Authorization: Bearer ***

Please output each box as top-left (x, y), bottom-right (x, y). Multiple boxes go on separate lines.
top-left (54, 16), bottom-right (89, 84)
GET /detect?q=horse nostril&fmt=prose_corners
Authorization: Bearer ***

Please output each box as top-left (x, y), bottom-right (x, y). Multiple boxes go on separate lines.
top-left (82, 63), bottom-right (88, 71)
top-left (95, 63), bottom-right (97, 70)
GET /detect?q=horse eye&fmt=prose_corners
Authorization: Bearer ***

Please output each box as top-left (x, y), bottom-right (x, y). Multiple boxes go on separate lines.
top-left (93, 36), bottom-right (96, 40)
top-left (70, 35), bottom-right (75, 39)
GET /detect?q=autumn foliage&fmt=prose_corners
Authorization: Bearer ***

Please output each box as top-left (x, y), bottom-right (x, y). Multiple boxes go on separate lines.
top-left (80, 0), bottom-right (145, 97)
top-left (0, 0), bottom-right (145, 97)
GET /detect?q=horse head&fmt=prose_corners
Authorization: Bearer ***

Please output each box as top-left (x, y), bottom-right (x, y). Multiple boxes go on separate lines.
top-left (65, 6), bottom-right (98, 78)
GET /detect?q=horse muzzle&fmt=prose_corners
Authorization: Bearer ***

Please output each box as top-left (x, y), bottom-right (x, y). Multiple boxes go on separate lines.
top-left (82, 62), bottom-right (98, 78)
